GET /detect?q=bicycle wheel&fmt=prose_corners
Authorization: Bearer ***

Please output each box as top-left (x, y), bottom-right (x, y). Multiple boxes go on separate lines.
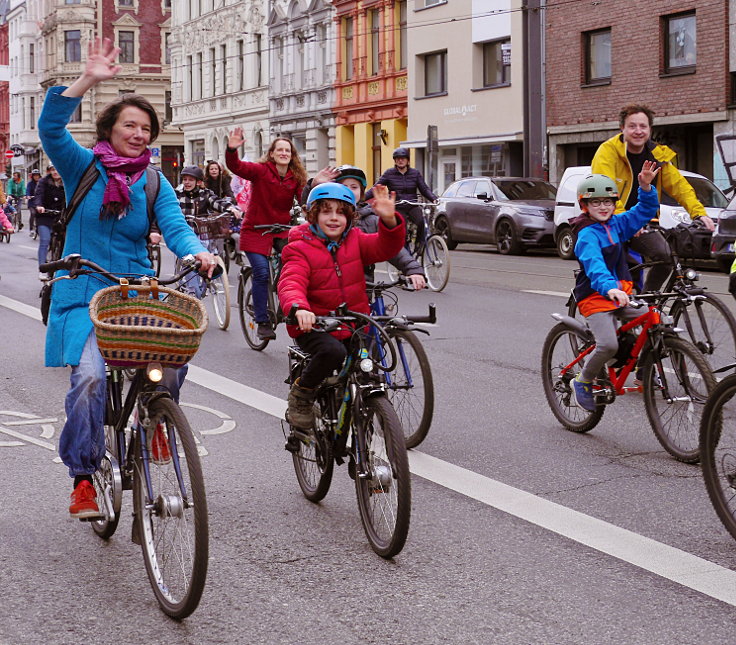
top-left (91, 426), bottom-right (123, 539)
top-left (355, 395), bottom-right (411, 558)
top-left (210, 256), bottom-right (231, 330)
top-left (541, 322), bottom-right (604, 433)
top-left (291, 398), bottom-right (334, 502)
top-left (133, 397), bottom-right (208, 619)
top-left (700, 375), bottom-right (736, 539)
top-left (642, 335), bottom-right (715, 463)
top-left (422, 235), bottom-right (451, 292)
top-left (384, 328), bottom-right (434, 449)
top-left (237, 267), bottom-right (269, 350)
top-left (670, 293), bottom-right (736, 380)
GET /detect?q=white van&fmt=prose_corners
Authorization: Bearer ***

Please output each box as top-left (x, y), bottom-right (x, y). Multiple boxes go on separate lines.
top-left (553, 166), bottom-right (728, 260)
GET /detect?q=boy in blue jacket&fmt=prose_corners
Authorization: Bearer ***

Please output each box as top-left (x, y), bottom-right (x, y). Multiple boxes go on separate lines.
top-left (571, 160), bottom-right (660, 411)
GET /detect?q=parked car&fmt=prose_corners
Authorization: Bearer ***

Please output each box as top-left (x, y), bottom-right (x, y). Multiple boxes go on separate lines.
top-left (710, 192), bottom-right (736, 271)
top-left (434, 177), bottom-right (557, 255)
top-left (553, 166), bottom-right (729, 261)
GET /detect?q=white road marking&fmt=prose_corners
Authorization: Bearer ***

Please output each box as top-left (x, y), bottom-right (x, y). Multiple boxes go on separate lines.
top-left (0, 294), bottom-right (42, 321)
top-left (0, 425), bottom-right (56, 450)
top-left (18, 245), bottom-right (37, 251)
top-left (3, 294), bottom-right (736, 606)
top-left (179, 401), bottom-right (237, 435)
top-left (524, 289), bottom-right (570, 298)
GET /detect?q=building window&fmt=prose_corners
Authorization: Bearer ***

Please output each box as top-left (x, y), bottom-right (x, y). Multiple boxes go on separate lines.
top-left (220, 44), bottom-right (227, 94)
top-left (187, 55), bottom-right (193, 100)
top-left (164, 33), bottom-right (171, 65)
top-left (165, 90), bottom-right (172, 123)
top-left (65, 0), bottom-right (80, 4)
top-left (344, 17), bottom-right (354, 80)
top-left (664, 11), bottom-right (696, 73)
top-left (398, 0), bottom-right (407, 70)
top-left (164, 0), bottom-right (171, 8)
top-left (65, 30), bottom-right (81, 62)
top-left (119, 0), bottom-right (134, 5)
top-left (482, 39), bottom-right (510, 87)
top-left (369, 9), bottom-right (380, 76)
top-left (29, 97), bottom-right (35, 129)
top-left (119, 31), bottom-right (135, 64)
top-left (424, 50), bottom-right (447, 96)
top-left (210, 47), bottom-right (216, 96)
top-left (237, 40), bottom-right (244, 90)
top-left (29, 43), bottom-right (34, 73)
top-left (424, 0), bottom-right (442, 5)
top-left (70, 102), bottom-right (82, 123)
top-left (196, 52), bottom-right (203, 99)
top-left (255, 34), bottom-right (262, 86)
top-left (584, 28), bottom-right (611, 83)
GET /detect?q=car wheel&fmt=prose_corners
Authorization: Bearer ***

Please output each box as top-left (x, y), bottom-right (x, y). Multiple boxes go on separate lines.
top-left (496, 219), bottom-right (523, 255)
top-left (433, 215), bottom-right (457, 250)
top-left (717, 256), bottom-right (733, 274)
top-left (556, 226), bottom-right (575, 260)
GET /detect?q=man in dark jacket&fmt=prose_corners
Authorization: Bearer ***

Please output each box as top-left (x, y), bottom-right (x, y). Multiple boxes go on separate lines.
top-left (365, 147), bottom-right (437, 246)
top-left (26, 168), bottom-right (42, 236)
top-left (35, 165), bottom-right (65, 279)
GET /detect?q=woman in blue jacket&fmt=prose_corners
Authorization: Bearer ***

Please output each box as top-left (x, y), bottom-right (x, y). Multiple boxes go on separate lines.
top-left (40, 38), bottom-right (216, 519)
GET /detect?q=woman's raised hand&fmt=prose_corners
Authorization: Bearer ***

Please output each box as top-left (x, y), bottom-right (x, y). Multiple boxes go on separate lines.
top-left (228, 127), bottom-right (245, 149)
top-left (84, 37), bottom-right (122, 83)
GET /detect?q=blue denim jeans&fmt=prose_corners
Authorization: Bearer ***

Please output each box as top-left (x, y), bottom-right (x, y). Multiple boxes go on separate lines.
top-left (37, 223), bottom-right (51, 267)
top-left (245, 251), bottom-right (270, 323)
top-left (59, 331), bottom-right (187, 477)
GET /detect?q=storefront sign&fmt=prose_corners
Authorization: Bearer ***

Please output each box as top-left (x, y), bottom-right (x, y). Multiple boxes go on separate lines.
top-left (442, 104), bottom-right (478, 118)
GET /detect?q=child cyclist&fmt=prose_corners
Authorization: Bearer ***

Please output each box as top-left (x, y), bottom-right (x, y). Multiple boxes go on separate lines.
top-left (278, 182), bottom-right (406, 429)
top-left (571, 160), bottom-right (660, 412)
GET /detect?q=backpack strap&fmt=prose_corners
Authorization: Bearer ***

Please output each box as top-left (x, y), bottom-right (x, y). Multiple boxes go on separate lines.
top-left (144, 166), bottom-right (161, 231)
top-left (58, 159), bottom-right (99, 229)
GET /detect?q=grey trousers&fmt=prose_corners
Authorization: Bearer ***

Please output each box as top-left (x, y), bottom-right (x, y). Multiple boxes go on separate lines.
top-left (580, 306), bottom-right (641, 382)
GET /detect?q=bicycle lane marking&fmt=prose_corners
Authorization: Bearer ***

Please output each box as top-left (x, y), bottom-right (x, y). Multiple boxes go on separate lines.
top-left (4, 294), bottom-right (736, 607)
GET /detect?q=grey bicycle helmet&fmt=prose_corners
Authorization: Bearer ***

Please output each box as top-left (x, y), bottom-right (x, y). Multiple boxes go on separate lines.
top-left (393, 147), bottom-right (410, 159)
top-left (335, 165), bottom-right (367, 188)
top-left (577, 174), bottom-right (619, 201)
top-left (181, 165), bottom-right (204, 181)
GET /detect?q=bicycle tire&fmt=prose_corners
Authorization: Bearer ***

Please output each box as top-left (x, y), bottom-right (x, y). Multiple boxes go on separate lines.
top-left (541, 322), bottom-right (604, 433)
top-left (355, 395), bottom-right (411, 558)
top-left (291, 398), bottom-right (334, 502)
top-left (700, 374), bottom-right (736, 540)
top-left (422, 235), bottom-right (451, 292)
top-left (642, 335), bottom-right (715, 463)
top-left (133, 397), bottom-right (208, 619)
top-left (385, 328), bottom-right (434, 449)
top-left (210, 256), bottom-right (231, 330)
top-left (237, 267), bottom-right (269, 350)
top-left (669, 292), bottom-right (736, 380)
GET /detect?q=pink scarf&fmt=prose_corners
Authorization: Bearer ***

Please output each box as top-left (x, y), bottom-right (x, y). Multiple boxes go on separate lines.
top-left (93, 141), bottom-right (152, 218)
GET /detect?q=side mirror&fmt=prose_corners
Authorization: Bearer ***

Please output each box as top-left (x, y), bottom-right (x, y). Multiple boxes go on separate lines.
top-left (476, 192), bottom-right (488, 200)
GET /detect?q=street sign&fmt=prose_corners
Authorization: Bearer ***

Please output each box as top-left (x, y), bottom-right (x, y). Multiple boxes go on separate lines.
top-left (4, 151), bottom-right (13, 159)
top-left (150, 147), bottom-right (160, 157)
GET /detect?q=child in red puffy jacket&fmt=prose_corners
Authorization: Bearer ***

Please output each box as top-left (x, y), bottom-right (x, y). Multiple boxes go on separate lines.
top-left (278, 182), bottom-right (405, 429)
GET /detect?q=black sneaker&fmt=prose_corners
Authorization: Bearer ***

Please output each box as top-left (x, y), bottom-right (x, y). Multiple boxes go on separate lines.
top-left (257, 322), bottom-right (276, 340)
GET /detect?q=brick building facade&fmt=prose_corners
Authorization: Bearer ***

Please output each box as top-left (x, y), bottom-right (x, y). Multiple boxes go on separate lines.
top-left (545, 0), bottom-right (731, 182)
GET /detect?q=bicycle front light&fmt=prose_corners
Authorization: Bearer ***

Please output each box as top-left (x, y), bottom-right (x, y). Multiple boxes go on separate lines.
top-left (684, 268), bottom-right (698, 281)
top-left (360, 358), bottom-right (374, 373)
top-left (147, 362), bottom-right (164, 383)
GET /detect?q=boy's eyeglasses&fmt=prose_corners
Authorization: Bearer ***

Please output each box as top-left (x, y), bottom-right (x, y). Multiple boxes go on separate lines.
top-left (588, 198), bottom-right (615, 207)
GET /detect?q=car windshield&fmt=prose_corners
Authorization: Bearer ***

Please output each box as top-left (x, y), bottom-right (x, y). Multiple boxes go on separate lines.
top-left (661, 176), bottom-right (729, 209)
top-left (494, 180), bottom-right (557, 201)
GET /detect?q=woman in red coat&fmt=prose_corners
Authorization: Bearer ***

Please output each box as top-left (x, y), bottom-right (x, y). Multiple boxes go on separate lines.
top-left (278, 182), bottom-right (405, 429)
top-left (225, 127), bottom-right (307, 340)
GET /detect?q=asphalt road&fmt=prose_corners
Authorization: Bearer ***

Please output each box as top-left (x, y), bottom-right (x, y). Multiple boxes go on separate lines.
top-left (2, 231), bottom-right (736, 645)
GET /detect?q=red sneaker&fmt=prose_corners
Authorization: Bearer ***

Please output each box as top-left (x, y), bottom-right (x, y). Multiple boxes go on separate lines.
top-left (151, 423), bottom-right (172, 465)
top-left (69, 480), bottom-right (102, 520)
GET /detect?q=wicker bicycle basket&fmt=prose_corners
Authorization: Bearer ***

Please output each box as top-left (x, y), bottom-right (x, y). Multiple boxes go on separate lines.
top-left (89, 281), bottom-right (208, 369)
top-left (193, 214), bottom-right (232, 240)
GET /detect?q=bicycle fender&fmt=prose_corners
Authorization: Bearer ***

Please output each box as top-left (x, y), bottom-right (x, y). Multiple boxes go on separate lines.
top-left (550, 313), bottom-right (592, 339)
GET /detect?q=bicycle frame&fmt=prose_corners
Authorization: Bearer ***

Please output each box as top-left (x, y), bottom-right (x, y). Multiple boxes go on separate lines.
top-left (560, 306), bottom-right (669, 399)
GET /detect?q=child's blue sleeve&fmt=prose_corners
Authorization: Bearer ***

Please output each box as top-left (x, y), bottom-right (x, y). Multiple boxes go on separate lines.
top-left (612, 187), bottom-right (659, 241)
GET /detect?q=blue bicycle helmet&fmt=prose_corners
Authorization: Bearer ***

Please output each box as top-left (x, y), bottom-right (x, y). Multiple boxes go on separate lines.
top-left (306, 182), bottom-right (357, 210)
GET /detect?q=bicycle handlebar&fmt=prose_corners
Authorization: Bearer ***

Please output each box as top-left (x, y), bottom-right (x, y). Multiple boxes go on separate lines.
top-left (285, 303), bottom-right (398, 372)
top-left (254, 223), bottom-right (294, 235)
top-left (40, 253), bottom-right (220, 285)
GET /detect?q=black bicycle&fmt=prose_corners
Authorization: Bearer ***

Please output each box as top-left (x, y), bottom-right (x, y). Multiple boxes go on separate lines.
top-left (40, 253), bottom-right (211, 619)
top-left (237, 222), bottom-right (292, 350)
top-left (284, 304), bottom-right (411, 558)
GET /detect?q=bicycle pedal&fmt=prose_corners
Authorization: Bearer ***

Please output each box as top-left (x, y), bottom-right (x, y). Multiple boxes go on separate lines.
top-left (284, 436), bottom-right (300, 453)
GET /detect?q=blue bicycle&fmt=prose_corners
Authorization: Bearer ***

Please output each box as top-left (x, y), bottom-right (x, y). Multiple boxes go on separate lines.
top-left (367, 278), bottom-right (436, 448)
